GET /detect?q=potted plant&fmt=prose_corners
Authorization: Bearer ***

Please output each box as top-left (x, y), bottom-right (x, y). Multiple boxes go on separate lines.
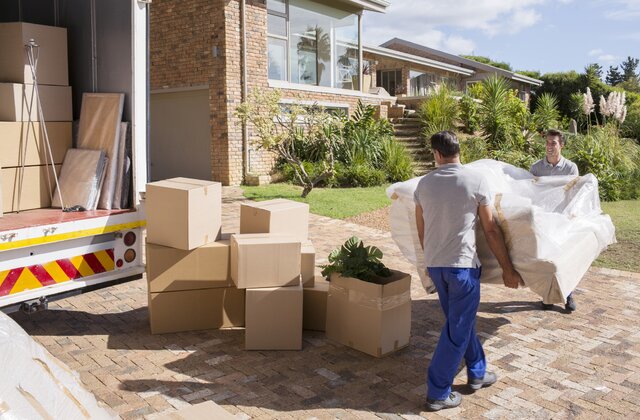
top-left (322, 236), bottom-right (411, 357)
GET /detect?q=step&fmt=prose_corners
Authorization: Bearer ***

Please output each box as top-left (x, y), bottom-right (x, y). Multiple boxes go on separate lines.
top-left (394, 129), bottom-right (423, 136)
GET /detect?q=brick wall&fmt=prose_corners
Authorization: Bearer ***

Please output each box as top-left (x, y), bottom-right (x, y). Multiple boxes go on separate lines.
top-left (152, 0), bottom-right (395, 185)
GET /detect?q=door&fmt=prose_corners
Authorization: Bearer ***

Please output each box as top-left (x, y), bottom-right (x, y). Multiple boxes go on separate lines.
top-left (150, 89), bottom-right (212, 181)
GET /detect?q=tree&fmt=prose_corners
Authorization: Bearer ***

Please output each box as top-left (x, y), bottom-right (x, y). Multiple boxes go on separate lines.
top-left (461, 55), bottom-right (512, 71)
top-left (584, 63), bottom-right (603, 83)
top-left (620, 56), bottom-right (639, 82)
top-left (516, 70), bottom-right (542, 79)
top-left (235, 89), bottom-right (339, 197)
top-left (606, 66), bottom-right (624, 86)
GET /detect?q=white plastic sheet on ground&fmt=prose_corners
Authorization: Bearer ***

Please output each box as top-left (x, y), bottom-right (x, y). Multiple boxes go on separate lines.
top-left (386, 159), bottom-right (616, 304)
top-left (0, 312), bottom-right (115, 420)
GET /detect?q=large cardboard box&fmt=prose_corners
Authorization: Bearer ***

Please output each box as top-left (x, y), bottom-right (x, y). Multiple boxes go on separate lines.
top-left (2, 164), bottom-right (61, 213)
top-left (326, 270), bottom-right (411, 357)
top-left (0, 22), bottom-right (69, 86)
top-left (245, 283), bottom-right (303, 350)
top-left (303, 276), bottom-right (329, 331)
top-left (240, 198), bottom-right (309, 241)
top-left (146, 239), bottom-right (232, 293)
top-left (301, 241), bottom-right (316, 287)
top-left (146, 177), bottom-right (222, 250)
top-left (230, 233), bottom-right (301, 289)
top-left (0, 83), bottom-right (72, 122)
top-left (0, 122), bottom-right (71, 168)
top-left (149, 287), bottom-right (245, 334)
top-left (156, 401), bottom-right (236, 420)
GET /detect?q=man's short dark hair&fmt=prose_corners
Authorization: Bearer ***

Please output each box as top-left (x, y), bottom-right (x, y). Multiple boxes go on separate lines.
top-left (546, 129), bottom-right (565, 145)
top-left (430, 130), bottom-right (460, 158)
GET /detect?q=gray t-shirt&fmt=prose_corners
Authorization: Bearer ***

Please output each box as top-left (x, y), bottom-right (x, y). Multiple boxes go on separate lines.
top-left (413, 163), bottom-right (491, 268)
top-left (530, 157), bottom-right (579, 177)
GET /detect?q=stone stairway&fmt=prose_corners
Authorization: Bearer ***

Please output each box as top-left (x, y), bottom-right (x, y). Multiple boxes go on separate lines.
top-left (390, 111), bottom-right (434, 175)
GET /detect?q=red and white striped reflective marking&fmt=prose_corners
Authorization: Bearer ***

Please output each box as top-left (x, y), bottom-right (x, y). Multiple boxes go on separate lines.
top-left (0, 249), bottom-right (115, 297)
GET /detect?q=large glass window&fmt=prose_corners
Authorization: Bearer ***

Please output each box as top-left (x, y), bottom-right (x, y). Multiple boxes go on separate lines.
top-left (409, 70), bottom-right (436, 96)
top-left (376, 69), bottom-right (402, 96)
top-left (267, 0), bottom-right (360, 90)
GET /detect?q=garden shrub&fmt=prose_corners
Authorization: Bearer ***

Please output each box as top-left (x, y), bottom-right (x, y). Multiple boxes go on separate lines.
top-left (336, 163), bottom-right (387, 187)
top-left (380, 137), bottom-right (415, 182)
top-left (459, 94), bottom-right (479, 134)
top-left (418, 84), bottom-right (459, 138)
top-left (460, 136), bottom-right (489, 164)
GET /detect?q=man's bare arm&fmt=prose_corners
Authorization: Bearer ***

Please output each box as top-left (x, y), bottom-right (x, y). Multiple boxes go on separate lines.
top-left (415, 204), bottom-right (425, 250)
top-left (478, 204), bottom-right (523, 289)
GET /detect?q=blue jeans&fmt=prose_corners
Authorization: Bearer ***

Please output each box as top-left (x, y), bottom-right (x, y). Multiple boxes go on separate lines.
top-left (426, 267), bottom-right (486, 400)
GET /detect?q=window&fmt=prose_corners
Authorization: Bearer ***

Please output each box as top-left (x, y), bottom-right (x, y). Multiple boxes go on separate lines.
top-left (267, 1), bottom-right (288, 81)
top-left (409, 70), bottom-right (436, 96)
top-left (376, 69), bottom-right (402, 96)
top-left (267, 0), bottom-right (360, 90)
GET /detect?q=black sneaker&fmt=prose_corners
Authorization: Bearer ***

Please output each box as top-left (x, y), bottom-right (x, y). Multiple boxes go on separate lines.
top-left (541, 301), bottom-right (554, 310)
top-left (468, 371), bottom-right (497, 391)
top-left (425, 391), bottom-right (462, 411)
top-left (565, 294), bottom-right (577, 312)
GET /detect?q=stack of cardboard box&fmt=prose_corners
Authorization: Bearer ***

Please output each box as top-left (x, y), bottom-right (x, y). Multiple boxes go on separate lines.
top-left (145, 178), bottom-right (245, 334)
top-left (0, 22), bottom-right (73, 214)
top-left (235, 199), bottom-right (315, 350)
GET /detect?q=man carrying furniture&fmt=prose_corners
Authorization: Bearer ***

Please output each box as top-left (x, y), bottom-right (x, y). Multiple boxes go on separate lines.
top-left (414, 131), bottom-right (524, 411)
top-left (530, 129), bottom-right (579, 312)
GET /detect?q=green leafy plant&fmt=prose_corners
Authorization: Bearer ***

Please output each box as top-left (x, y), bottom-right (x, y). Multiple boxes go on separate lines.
top-left (380, 137), bottom-right (415, 182)
top-left (418, 84), bottom-right (459, 138)
top-left (459, 94), bottom-right (479, 134)
top-left (533, 92), bottom-right (561, 132)
top-left (321, 236), bottom-right (392, 282)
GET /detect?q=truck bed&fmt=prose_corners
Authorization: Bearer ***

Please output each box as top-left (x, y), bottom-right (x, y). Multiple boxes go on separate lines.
top-left (0, 208), bottom-right (134, 232)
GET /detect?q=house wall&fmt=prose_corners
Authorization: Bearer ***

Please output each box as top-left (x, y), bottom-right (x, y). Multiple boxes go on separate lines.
top-left (151, 0), bottom-right (393, 185)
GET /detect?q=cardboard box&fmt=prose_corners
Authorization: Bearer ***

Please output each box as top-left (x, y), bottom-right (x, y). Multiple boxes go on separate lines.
top-left (303, 276), bottom-right (329, 331)
top-left (245, 283), bottom-right (303, 350)
top-left (146, 239), bottom-right (232, 293)
top-left (325, 270), bottom-right (411, 357)
top-left (0, 122), bottom-right (71, 168)
top-left (156, 401), bottom-right (236, 420)
top-left (0, 22), bottom-right (68, 86)
top-left (149, 287), bottom-right (245, 334)
top-left (230, 233), bottom-right (301, 289)
top-left (2, 164), bottom-right (61, 213)
top-left (0, 83), bottom-right (72, 122)
top-left (146, 177), bottom-right (222, 250)
top-left (301, 241), bottom-right (316, 287)
top-left (240, 198), bottom-right (309, 241)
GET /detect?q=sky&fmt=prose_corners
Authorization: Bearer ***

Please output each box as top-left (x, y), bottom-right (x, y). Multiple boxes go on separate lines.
top-left (363, 0), bottom-right (640, 76)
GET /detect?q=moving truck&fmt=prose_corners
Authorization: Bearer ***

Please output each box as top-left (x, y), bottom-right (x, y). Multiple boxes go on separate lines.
top-left (0, 0), bottom-right (149, 313)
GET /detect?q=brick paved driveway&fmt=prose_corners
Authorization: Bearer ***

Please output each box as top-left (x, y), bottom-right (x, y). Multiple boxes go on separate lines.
top-left (10, 189), bottom-right (640, 419)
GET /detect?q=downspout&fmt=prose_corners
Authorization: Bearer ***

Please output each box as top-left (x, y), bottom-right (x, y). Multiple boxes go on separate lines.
top-left (240, 0), bottom-right (249, 182)
top-left (358, 12), bottom-right (363, 92)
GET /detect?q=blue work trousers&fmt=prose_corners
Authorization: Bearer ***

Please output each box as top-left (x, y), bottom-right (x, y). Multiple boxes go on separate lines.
top-left (426, 266), bottom-right (486, 400)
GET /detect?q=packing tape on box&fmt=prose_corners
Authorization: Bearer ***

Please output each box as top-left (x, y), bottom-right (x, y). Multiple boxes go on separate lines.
top-left (330, 284), bottom-right (411, 310)
top-left (0, 401), bottom-right (9, 414)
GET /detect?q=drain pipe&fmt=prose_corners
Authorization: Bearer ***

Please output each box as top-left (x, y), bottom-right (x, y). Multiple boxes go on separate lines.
top-left (240, 0), bottom-right (249, 182)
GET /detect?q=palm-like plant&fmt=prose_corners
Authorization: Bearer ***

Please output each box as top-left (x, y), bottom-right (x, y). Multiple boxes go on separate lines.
top-left (418, 84), bottom-right (459, 138)
top-left (477, 75), bottom-right (512, 150)
top-left (533, 93), bottom-right (561, 132)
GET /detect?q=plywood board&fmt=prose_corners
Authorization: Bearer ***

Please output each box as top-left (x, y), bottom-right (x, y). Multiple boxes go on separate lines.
top-left (52, 149), bottom-right (106, 210)
top-left (76, 93), bottom-right (124, 209)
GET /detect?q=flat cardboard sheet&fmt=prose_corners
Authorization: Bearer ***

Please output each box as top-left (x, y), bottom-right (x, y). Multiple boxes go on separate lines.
top-left (0, 22), bottom-right (69, 86)
top-left (113, 122), bottom-right (129, 209)
top-left (76, 93), bottom-right (124, 210)
top-left (52, 149), bottom-right (106, 210)
top-left (386, 159), bottom-right (617, 304)
top-left (156, 401), bottom-right (236, 420)
top-left (0, 122), bottom-right (71, 168)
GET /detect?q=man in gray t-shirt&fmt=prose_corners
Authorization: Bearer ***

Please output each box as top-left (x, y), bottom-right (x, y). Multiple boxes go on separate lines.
top-left (414, 131), bottom-right (523, 412)
top-left (530, 129), bottom-right (579, 312)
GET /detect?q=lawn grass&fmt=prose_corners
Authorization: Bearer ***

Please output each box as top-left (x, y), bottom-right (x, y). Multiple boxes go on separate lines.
top-left (241, 183), bottom-right (391, 219)
top-left (595, 200), bottom-right (640, 273)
